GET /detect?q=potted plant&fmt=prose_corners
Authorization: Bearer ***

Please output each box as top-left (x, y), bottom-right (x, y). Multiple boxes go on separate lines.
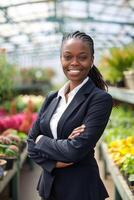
top-left (99, 43), bottom-right (134, 87)
top-left (123, 65), bottom-right (134, 90)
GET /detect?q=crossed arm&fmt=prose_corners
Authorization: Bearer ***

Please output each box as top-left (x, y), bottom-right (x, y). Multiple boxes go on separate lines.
top-left (27, 94), bottom-right (86, 170)
top-left (28, 124), bottom-right (85, 169)
top-left (27, 93), bottom-right (112, 171)
top-left (37, 125), bottom-right (85, 168)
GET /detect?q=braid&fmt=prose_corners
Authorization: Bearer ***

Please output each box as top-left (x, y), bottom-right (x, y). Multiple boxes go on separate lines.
top-left (89, 65), bottom-right (108, 91)
top-left (62, 31), bottom-right (108, 91)
top-left (62, 31), bottom-right (94, 55)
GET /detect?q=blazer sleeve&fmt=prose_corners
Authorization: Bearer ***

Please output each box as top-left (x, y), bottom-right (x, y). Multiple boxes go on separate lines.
top-left (35, 93), bottom-right (113, 163)
top-left (27, 92), bottom-right (56, 172)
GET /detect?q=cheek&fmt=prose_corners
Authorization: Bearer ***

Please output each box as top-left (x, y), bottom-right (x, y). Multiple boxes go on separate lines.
top-left (61, 57), bottom-right (66, 66)
top-left (82, 68), bottom-right (90, 76)
top-left (81, 65), bottom-right (91, 76)
top-left (82, 62), bottom-right (92, 71)
top-left (61, 61), bottom-right (68, 74)
top-left (61, 60), bottom-right (70, 70)
top-left (82, 59), bottom-right (92, 66)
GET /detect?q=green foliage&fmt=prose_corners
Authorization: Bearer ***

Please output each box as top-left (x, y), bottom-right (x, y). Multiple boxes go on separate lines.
top-left (99, 43), bottom-right (134, 84)
top-left (121, 155), bottom-right (134, 176)
top-left (104, 106), bottom-right (134, 143)
top-left (0, 143), bottom-right (18, 157)
top-left (11, 131), bottom-right (27, 142)
top-left (0, 53), bottom-right (16, 103)
top-left (5, 148), bottom-right (17, 157)
top-left (17, 132), bottom-right (27, 141)
top-left (104, 106), bottom-right (134, 177)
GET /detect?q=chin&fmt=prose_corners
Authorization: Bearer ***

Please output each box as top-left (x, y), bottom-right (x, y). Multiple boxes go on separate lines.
top-left (69, 78), bottom-right (84, 84)
top-left (68, 75), bottom-right (86, 81)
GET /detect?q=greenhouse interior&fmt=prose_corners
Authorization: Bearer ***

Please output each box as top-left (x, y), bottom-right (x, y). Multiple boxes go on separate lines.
top-left (0, 0), bottom-right (134, 200)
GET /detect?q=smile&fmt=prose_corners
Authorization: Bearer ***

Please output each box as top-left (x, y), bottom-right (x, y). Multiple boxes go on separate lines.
top-left (67, 69), bottom-right (82, 76)
top-left (67, 69), bottom-right (81, 72)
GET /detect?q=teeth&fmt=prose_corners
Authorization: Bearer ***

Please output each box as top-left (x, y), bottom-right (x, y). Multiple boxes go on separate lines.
top-left (69, 69), bottom-right (80, 72)
top-left (68, 69), bottom-right (81, 75)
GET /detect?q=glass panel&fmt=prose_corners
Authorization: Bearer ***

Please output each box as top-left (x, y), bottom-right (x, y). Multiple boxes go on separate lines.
top-left (0, 0), bottom-right (133, 57)
top-left (8, 2), bottom-right (54, 22)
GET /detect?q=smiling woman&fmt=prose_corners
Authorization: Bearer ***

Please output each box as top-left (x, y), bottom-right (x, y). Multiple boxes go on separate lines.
top-left (27, 31), bottom-right (113, 200)
top-left (60, 31), bottom-right (107, 91)
top-left (60, 37), bottom-right (93, 90)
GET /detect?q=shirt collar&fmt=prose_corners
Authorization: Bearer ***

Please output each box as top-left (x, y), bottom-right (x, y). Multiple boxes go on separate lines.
top-left (57, 77), bottom-right (89, 99)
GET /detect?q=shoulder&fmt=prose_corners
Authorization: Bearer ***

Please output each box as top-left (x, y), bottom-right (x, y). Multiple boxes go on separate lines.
top-left (95, 87), bottom-right (112, 98)
top-left (43, 90), bottom-right (58, 105)
top-left (39, 91), bottom-right (58, 114)
top-left (46, 90), bottom-right (58, 100)
top-left (90, 87), bottom-right (113, 106)
top-left (84, 78), bottom-right (112, 102)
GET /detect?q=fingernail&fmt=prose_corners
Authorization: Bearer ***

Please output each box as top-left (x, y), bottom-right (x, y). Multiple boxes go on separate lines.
top-left (81, 124), bottom-right (85, 128)
top-left (81, 129), bottom-right (84, 132)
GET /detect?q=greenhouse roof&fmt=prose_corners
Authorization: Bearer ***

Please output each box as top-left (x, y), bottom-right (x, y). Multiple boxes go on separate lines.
top-left (0, 0), bottom-right (134, 58)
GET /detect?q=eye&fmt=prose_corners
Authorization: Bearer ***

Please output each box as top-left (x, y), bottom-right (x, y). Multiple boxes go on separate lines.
top-left (63, 54), bottom-right (72, 61)
top-left (78, 55), bottom-right (88, 61)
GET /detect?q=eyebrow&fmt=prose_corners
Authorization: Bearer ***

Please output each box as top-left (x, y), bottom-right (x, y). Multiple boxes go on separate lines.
top-left (63, 51), bottom-right (88, 54)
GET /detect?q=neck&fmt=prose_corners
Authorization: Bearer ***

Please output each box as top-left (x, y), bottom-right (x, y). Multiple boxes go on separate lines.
top-left (69, 80), bottom-right (83, 92)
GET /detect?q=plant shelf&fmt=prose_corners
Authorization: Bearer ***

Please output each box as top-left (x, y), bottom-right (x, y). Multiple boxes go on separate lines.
top-left (99, 142), bottom-right (134, 200)
top-left (0, 146), bottom-right (28, 200)
top-left (109, 86), bottom-right (134, 104)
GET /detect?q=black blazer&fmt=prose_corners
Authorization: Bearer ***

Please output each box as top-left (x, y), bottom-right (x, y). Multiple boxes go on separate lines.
top-left (27, 78), bottom-right (113, 200)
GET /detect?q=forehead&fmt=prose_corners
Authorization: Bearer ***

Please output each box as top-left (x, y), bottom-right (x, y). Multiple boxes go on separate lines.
top-left (62, 38), bottom-right (90, 53)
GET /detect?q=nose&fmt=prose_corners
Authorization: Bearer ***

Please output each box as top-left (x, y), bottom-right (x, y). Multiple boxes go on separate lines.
top-left (71, 57), bottom-right (79, 65)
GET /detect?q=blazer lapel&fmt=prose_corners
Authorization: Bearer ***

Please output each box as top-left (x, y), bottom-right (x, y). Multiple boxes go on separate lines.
top-left (44, 96), bottom-right (61, 138)
top-left (47, 96), bottom-right (61, 120)
top-left (57, 78), bottom-right (95, 138)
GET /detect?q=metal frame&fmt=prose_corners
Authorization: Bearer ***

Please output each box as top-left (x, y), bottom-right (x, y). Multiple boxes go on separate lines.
top-left (0, 0), bottom-right (134, 63)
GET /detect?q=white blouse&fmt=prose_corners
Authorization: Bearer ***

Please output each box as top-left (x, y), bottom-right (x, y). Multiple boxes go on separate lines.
top-left (50, 77), bottom-right (89, 139)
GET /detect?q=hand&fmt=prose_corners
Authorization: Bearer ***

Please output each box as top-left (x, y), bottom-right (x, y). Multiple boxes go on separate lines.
top-left (68, 124), bottom-right (86, 139)
top-left (55, 161), bottom-right (73, 168)
top-left (27, 138), bottom-right (45, 165)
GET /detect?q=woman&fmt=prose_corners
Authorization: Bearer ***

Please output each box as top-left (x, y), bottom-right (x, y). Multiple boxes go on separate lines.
top-left (27, 31), bottom-right (113, 200)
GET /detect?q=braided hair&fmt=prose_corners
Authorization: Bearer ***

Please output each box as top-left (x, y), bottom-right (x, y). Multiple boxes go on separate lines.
top-left (61, 31), bottom-right (108, 91)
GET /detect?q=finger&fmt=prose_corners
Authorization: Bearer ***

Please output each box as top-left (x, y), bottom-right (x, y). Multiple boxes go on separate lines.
top-left (60, 164), bottom-right (73, 168)
top-left (69, 131), bottom-right (81, 138)
top-left (56, 162), bottom-right (73, 168)
top-left (73, 126), bottom-right (85, 132)
top-left (68, 132), bottom-right (80, 139)
top-left (74, 128), bottom-right (85, 132)
top-left (71, 128), bottom-right (85, 135)
top-left (74, 124), bottom-right (86, 131)
top-left (81, 124), bottom-right (86, 128)
top-left (73, 127), bottom-right (82, 131)
top-left (64, 163), bottom-right (73, 166)
top-left (56, 162), bottom-right (64, 168)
